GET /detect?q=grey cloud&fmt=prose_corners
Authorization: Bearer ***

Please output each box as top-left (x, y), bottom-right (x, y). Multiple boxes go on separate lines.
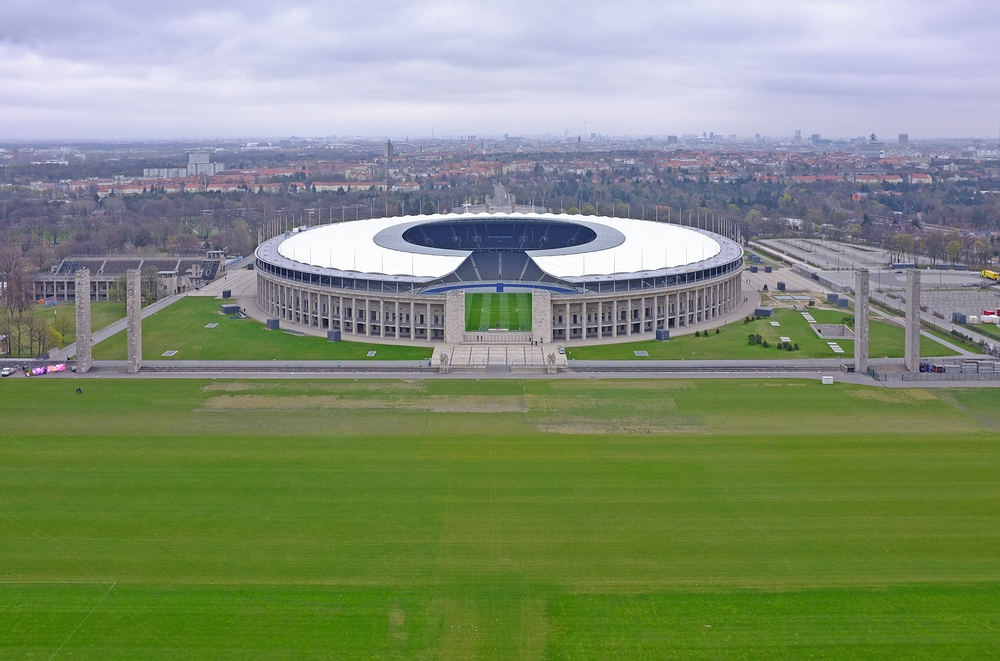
top-left (1, 0), bottom-right (998, 138)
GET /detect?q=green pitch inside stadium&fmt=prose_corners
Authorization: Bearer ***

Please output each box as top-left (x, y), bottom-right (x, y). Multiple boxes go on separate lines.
top-left (465, 293), bottom-right (532, 331)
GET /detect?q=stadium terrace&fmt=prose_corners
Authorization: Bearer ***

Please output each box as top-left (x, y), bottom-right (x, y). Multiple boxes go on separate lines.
top-left (254, 212), bottom-right (744, 344)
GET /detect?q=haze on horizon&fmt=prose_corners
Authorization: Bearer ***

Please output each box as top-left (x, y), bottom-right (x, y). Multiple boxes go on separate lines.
top-left (2, 0), bottom-right (998, 141)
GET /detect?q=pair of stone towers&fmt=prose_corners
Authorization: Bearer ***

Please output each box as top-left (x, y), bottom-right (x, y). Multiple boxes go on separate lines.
top-left (853, 268), bottom-right (921, 374)
top-left (74, 268), bottom-right (142, 374)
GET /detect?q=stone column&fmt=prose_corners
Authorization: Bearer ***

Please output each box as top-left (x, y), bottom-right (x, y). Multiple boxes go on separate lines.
top-left (74, 268), bottom-right (92, 373)
top-left (854, 268), bottom-right (870, 374)
top-left (126, 268), bottom-right (142, 374)
top-left (905, 269), bottom-right (921, 372)
top-left (444, 290), bottom-right (465, 344)
top-left (531, 289), bottom-right (552, 343)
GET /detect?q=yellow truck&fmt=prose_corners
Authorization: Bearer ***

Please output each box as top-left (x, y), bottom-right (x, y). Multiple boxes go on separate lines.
top-left (982, 269), bottom-right (1000, 281)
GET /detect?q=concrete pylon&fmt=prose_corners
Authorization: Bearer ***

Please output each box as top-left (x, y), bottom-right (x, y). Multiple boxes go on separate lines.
top-left (854, 268), bottom-right (869, 375)
top-left (905, 269), bottom-right (921, 372)
top-left (531, 289), bottom-right (552, 344)
top-left (74, 268), bottom-right (92, 373)
top-left (126, 269), bottom-right (142, 374)
top-left (444, 290), bottom-right (465, 344)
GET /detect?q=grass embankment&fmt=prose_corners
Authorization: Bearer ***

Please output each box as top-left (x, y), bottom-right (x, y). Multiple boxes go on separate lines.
top-left (0, 301), bottom-right (125, 358)
top-left (90, 296), bottom-right (432, 361)
top-left (1, 379), bottom-right (999, 658)
top-left (567, 307), bottom-right (959, 360)
top-left (11, 301), bottom-right (126, 354)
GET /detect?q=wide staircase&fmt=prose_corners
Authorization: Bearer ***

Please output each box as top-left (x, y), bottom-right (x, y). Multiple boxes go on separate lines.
top-left (463, 331), bottom-right (532, 344)
top-left (450, 344), bottom-right (546, 368)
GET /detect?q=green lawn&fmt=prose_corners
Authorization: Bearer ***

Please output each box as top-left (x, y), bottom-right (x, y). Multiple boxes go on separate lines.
top-left (90, 296), bottom-right (432, 361)
top-left (922, 324), bottom-right (985, 354)
top-left (567, 307), bottom-right (959, 360)
top-left (465, 293), bottom-right (532, 331)
top-left (10, 301), bottom-right (126, 354)
top-left (0, 378), bottom-right (998, 658)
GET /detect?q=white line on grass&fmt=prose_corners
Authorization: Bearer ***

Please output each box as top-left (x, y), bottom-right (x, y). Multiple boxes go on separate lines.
top-left (48, 582), bottom-right (116, 660)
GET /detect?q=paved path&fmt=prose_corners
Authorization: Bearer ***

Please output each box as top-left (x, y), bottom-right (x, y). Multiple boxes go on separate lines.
top-left (36, 365), bottom-right (1000, 388)
top-left (49, 293), bottom-right (187, 361)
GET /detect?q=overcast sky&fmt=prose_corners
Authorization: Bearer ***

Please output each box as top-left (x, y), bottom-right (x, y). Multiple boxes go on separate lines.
top-left (2, 0), bottom-right (998, 140)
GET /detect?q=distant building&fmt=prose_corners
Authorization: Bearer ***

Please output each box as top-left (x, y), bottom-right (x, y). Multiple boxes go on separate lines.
top-left (384, 140), bottom-right (394, 159)
top-left (793, 129), bottom-right (802, 145)
top-left (144, 152), bottom-right (226, 178)
top-left (898, 133), bottom-right (909, 148)
top-left (859, 134), bottom-right (884, 159)
top-left (908, 173), bottom-right (932, 185)
top-left (667, 135), bottom-right (678, 145)
top-left (32, 257), bottom-right (223, 302)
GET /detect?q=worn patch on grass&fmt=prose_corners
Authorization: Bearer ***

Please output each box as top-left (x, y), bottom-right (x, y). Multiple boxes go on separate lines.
top-left (537, 423), bottom-right (701, 435)
top-left (845, 389), bottom-right (914, 404)
top-left (538, 418), bottom-right (703, 435)
top-left (387, 604), bottom-right (406, 641)
top-left (201, 380), bottom-right (425, 394)
top-left (201, 393), bottom-right (526, 413)
top-left (547, 380), bottom-right (696, 391)
top-left (526, 394), bottom-right (678, 413)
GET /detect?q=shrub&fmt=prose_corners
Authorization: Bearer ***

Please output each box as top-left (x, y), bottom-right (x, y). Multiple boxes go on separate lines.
top-left (793, 343), bottom-right (799, 350)
top-left (695, 330), bottom-right (701, 337)
top-left (715, 328), bottom-right (720, 334)
top-left (762, 340), bottom-right (770, 348)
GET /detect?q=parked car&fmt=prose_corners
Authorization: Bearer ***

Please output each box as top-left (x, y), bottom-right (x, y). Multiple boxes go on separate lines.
top-left (1, 367), bottom-right (13, 377)
top-left (557, 345), bottom-right (565, 355)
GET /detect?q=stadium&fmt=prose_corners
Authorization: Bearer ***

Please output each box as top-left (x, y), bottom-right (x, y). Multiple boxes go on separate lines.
top-left (254, 211), bottom-right (744, 345)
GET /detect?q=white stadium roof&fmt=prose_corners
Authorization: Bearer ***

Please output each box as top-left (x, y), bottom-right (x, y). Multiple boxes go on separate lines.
top-left (276, 212), bottom-right (723, 280)
top-left (278, 216), bottom-right (468, 279)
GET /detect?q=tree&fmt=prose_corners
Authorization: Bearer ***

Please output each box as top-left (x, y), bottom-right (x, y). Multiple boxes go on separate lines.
top-left (108, 274), bottom-right (127, 303)
top-left (923, 232), bottom-right (945, 265)
top-left (887, 233), bottom-right (914, 263)
top-left (0, 247), bottom-right (30, 315)
top-left (29, 240), bottom-right (55, 273)
top-left (945, 239), bottom-right (962, 265)
top-left (52, 308), bottom-right (73, 343)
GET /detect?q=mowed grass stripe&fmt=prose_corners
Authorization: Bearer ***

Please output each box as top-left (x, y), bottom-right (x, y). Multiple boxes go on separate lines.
top-left (2, 379), bottom-right (999, 657)
top-left (465, 293), bottom-right (484, 331)
top-left (496, 293), bottom-right (508, 328)
top-left (516, 292), bottom-right (532, 329)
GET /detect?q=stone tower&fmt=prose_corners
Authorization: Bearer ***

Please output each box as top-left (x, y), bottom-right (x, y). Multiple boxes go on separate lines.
top-left (126, 269), bottom-right (142, 374)
top-left (905, 269), bottom-right (921, 372)
top-left (74, 268), bottom-right (92, 373)
top-left (854, 268), bottom-right (869, 375)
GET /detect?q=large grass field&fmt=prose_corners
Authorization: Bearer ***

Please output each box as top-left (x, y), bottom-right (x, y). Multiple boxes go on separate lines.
top-left (567, 307), bottom-right (960, 360)
top-left (465, 293), bottom-right (532, 332)
top-left (2, 377), bottom-right (999, 658)
top-left (90, 296), bottom-right (432, 361)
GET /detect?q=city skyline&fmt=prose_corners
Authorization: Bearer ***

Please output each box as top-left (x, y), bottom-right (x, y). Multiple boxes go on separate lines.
top-left (2, 0), bottom-right (999, 140)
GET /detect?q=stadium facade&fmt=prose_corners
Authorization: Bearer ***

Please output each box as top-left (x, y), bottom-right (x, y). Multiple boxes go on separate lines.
top-left (254, 212), bottom-right (743, 344)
